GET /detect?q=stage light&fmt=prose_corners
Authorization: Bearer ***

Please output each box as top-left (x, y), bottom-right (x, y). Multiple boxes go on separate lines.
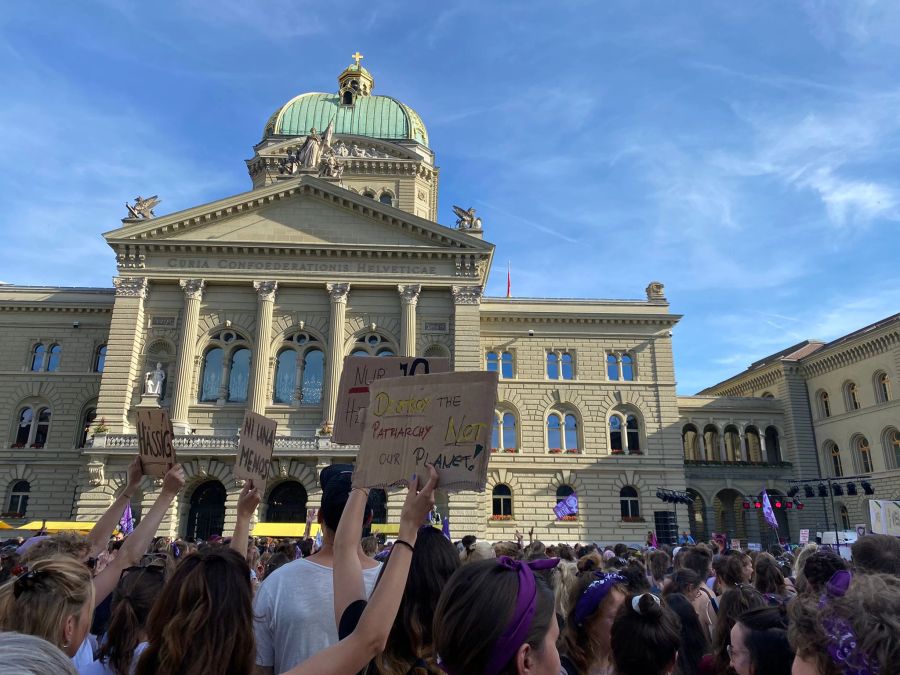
top-left (847, 482), bottom-right (857, 496)
top-left (832, 483), bottom-right (843, 496)
top-left (788, 486), bottom-right (800, 498)
top-left (742, 501), bottom-right (750, 510)
top-left (774, 500), bottom-right (782, 508)
top-left (862, 481), bottom-right (874, 495)
top-left (796, 502), bottom-right (805, 510)
top-left (818, 484), bottom-right (828, 498)
top-left (785, 501), bottom-right (793, 509)
top-left (804, 486), bottom-right (815, 498)
top-left (754, 501), bottom-right (762, 509)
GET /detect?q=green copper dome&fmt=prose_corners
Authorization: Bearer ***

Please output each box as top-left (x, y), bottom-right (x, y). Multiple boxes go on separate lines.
top-left (264, 92), bottom-right (429, 147)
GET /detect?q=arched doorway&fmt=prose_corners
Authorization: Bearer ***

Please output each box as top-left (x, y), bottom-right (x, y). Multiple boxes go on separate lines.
top-left (266, 481), bottom-right (308, 522)
top-left (686, 489), bottom-right (707, 541)
top-left (186, 481), bottom-right (226, 540)
top-left (713, 488), bottom-right (747, 539)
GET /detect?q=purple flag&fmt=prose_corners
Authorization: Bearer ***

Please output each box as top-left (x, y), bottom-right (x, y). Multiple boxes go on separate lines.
top-left (554, 493), bottom-right (579, 519)
top-left (761, 490), bottom-right (778, 530)
top-left (119, 502), bottom-right (134, 535)
top-left (441, 514), bottom-right (451, 540)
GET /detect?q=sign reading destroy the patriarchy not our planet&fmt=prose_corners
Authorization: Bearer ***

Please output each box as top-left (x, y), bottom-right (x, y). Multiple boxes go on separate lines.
top-left (352, 371), bottom-right (499, 492)
top-left (332, 356), bottom-right (451, 446)
top-left (234, 411), bottom-right (278, 492)
top-left (135, 409), bottom-right (178, 478)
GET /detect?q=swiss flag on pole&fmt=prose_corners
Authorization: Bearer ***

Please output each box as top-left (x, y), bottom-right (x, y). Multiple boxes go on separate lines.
top-left (506, 261), bottom-right (511, 298)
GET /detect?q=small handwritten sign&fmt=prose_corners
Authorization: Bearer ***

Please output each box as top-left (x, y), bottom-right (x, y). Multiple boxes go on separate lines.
top-left (332, 356), bottom-right (450, 445)
top-left (136, 409), bottom-right (177, 478)
top-left (554, 494), bottom-right (579, 519)
top-left (799, 529), bottom-right (809, 545)
top-left (352, 371), bottom-right (498, 492)
top-left (235, 411), bottom-right (277, 491)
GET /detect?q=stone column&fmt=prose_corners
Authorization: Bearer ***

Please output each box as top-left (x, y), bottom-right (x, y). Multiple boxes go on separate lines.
top-left (760, 434), bottom-right (769, 463)
top-left (322, 283), bottom-right (350, 433)
top-left (451, 286), bottom-right (482, 371)
top-left (170, 279), bottom-right (205, 434)
top-left (398, 284), bottom-right (421, 357)
top-left (248, 281), bottom-right (278, 415)
top-left (96, 277), bottom-right (148, 432)
top-left (740, 434), bottom-right (749, 462)
top-left (718, 430), bottom-right (727, 462)
top-left (698, 433), bottom-right (707, 461)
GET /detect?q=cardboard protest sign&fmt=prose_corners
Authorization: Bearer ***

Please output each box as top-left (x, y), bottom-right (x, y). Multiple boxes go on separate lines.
top-left (352, 371), bottom-right (498, 492)
top-left (136, 409), bottom-right (177, 478)
top-left (234, 411), bottom-right (277, 491)
top-left (799, 529), bottom-right (809, 545)
top-left (332, 356), bottom-right (450, 445)
top-left (554, 494), bottom-right (579, 519)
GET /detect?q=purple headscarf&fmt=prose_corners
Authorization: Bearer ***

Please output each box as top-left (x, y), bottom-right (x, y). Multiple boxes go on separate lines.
top-left (573, 572), bottom-right (626, 627)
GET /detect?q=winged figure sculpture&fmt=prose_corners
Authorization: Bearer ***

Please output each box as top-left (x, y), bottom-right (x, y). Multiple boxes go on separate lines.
top-left (125, 195), bottom-right (160, 219)
top-left (452, 205), bottom-right (482, 230)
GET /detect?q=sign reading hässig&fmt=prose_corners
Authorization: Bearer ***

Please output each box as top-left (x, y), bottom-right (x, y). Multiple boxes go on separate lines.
top-left (234, 411), bottom-right (277, 491)
top-left (332, 356), bottom-right (450, 445)
top-left (136, 409), bottom-right (177, 478)
top-left (352, 371), bottom-right (499, 492)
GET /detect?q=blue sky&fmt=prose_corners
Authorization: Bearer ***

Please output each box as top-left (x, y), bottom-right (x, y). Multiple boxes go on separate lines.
top-left (1, 1), bottom-right (898, 393)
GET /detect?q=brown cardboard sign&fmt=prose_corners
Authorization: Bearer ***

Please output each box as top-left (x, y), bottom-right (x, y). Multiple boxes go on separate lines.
top-left (352, 371), bottom-right (499, 492)
top-left (332, 356), bottom-right (450, 445)
top-left (136, 409), bottom-right (177, 478)
top-left (235, 411), bottom-right (277, 491)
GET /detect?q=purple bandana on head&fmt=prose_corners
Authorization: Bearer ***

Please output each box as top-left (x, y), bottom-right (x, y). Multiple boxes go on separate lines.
top-left (818, 570), bottom-right (878, 675)
top-left (573, 572), bottom-right (626, 627)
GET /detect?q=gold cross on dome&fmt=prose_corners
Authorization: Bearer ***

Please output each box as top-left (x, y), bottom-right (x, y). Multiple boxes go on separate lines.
top-left (352, 51), bottom-right (364, 67)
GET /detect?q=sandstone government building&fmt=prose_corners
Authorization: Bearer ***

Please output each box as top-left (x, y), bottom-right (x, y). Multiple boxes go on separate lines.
top-left (2, 58), bottom-right (898, 546)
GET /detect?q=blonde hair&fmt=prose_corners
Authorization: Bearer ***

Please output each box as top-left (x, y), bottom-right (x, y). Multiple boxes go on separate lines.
top-left (20, 533), bottom-right (91, 565)
top-left (0, 555), bottom-right (94, 649)
top-left (0, 632), bottom-right (78, 674)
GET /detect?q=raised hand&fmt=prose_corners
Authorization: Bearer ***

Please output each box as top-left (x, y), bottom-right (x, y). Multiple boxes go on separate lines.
top-left (237, 480), bottom-right (261, 519)
top-left (398, 464), bottom-right (439, 543)
top-left (161, 463), bottom-right (185, 496)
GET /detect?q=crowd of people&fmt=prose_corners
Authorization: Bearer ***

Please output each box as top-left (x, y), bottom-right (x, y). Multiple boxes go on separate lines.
top-left (0, 455), bottom-right (899, 674)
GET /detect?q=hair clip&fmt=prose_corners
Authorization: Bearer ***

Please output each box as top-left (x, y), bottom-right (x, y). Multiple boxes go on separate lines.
top-left (631, 593), bottom-right (661, 614)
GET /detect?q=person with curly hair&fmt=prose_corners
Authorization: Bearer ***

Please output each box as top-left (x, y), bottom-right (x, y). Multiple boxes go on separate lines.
top-left (788, 571), bottom-right (900, 675)
top-left (800, 549), bottom-right (848, 595)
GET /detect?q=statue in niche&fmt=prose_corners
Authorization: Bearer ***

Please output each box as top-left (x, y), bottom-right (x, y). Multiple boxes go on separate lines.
top-left (452, 205), bottom-right (482, 230)
top-left (125, 195), bottom-right (160, 219)
top-left (144, 362), bottom-right (166, 397)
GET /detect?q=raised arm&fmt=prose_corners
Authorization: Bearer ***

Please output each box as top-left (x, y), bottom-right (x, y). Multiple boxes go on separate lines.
top-left (92, 464), bottom-right (185, 607)
top-left (332, 487), bottom-right (369, 629)
top-left (230, 481), bottom-right (260, 558)
top-left (86, 456), bottom-right (143, 557)
top-left (286, 465), bottom-right (438, 675)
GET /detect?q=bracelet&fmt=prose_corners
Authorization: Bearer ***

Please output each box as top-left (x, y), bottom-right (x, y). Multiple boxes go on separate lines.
top-left (394, 538), bottom-right (415, 553)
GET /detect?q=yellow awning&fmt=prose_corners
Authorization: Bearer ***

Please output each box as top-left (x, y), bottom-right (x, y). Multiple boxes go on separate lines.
top-left (0, 521), bottom-right (12, 530)
top-left (370, 524), bottom-right (400, 536)
top-left (252, 522), bottom-right (322, 538)
top-left (18, 520), bottom-right (96, 532)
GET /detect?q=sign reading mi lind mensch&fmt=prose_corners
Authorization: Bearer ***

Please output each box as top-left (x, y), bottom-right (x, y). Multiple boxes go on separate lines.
top-left (163, 258), bottom-right (439, 275)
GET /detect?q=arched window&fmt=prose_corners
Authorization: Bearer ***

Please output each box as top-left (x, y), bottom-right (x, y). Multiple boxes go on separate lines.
top-left (609, 408), bottom-right (643, 455)
top-left (353, 333), bottom-right (396, 357)
top-left (363, 190), bottom-right (376, 199)
top-left (765, 426), bottom-right (781, 463)
top-left (620, 486), bottom-right (640, 519)
top-left (342, 91), bottom-right (353, 105)
top-left (369, 488), bottom-right (388, 524)
top-left (886, 428), bottom-right (900, 469)
top-left (31, 344), bottom-right (45, 371)
top-left (200, 347), bottom-right (224, 401)
top-left (491, 410), bottom-right (517, 453)
top-left (186, 481), bottom-right (226, 540)
top-left (273, 332), bottom-right (324, 406)
top-left (547, 408), bottom-right (580, 454)
top-left (546, 352), bottom-right (558, 380)
top-left (606, 353), bottom-right (619, 381)
top-left (845, 382), bottom-right (861, 411)
top-left (379, 192), bottom-right (393, 205)
top-left (856, 437), bottom-right (873, 474)
top-left (485, 350), bottom-right (514, 378)
top-left (682, 424), bottom-right (699, 461)
top-left (266, 481), bottom-right (308, 522)
top-left (839, 505), bottom-right (851, 531)
top-left (78, 407), bottom-right (97, 448)
top-left (621, 354), bottom-right (634, 381)
top-left (556, 484), bottom-right (575, 503)
top-left (6, 480), bottom-right (29, 516)
top-left (198, 330), bottom-right (252, 403)
top-left (423, 343), bottom-right (451, 359)
top-left (724, 426), bottom-right (741, 462)
top-left (818, 391), bottom-right (831, 418)
top-left (46, 344), bottom-right (61, 372)
top-left (703, 425), bottom-right (720, 461)
top-left (93, 345), bottom-right (107, 373)
top-left (829, 443), bottom-right (843, 477)
top-left (745, 427), bottom-right (762, 463)
top-left (12, 405), bottom-right (51, 449)
top-left (875, 372), bottom-right (892, 403)
top-left (761, 391), bottom-right (775, 399)
top-left (492, 484), bottom-right (512, 517)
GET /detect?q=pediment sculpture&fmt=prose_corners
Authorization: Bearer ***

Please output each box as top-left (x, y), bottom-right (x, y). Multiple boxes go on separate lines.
top-left (125, 195), bottom-right (160, 219)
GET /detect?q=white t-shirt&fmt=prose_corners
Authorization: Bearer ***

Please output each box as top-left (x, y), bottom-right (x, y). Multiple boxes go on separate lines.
top-left (72, 636), bottom-right (97, 669)
top-left (79, 642), bottom-right (148, 675)
top-left (253, 557), bottom-right (381, 673)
